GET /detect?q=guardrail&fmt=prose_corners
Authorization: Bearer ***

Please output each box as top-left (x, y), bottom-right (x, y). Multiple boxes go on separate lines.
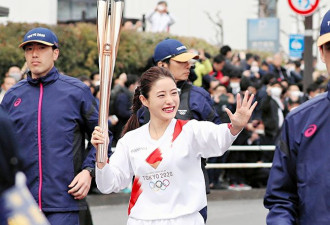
top-left (109, 145), bottom-right (276, 169)
top-left (206, 145), bottom-right (275, 169)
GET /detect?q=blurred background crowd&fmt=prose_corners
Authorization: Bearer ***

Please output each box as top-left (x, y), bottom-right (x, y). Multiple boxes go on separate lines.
top-left (1, 1), bottom-right (329, 193)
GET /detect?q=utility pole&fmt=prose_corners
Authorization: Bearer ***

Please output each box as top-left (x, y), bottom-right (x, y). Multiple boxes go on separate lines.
top-left (303, 15), bottom-right (314, 92)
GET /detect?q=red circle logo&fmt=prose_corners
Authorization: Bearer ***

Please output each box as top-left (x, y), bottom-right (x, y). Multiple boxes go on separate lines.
top-left (304, 124), bottom-right (317, 137)
top-left (288, 0), bottom-right (319, 16)
top-left (14, 98), bottom-right (22, 107)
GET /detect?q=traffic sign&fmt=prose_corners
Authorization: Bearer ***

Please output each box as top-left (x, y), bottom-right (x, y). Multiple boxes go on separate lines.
top-left (289, 34), bottom-right (304, 59)
top-left (288, 0), bottom-right (319, 16)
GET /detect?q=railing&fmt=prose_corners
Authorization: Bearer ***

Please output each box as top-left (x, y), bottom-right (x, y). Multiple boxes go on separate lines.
top-left (109, 145), bottom-right (276, 169)
top-left (206, 145), bottom-right (275, 169)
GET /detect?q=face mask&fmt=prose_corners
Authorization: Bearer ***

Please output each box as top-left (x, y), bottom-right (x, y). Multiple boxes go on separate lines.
top-left (230, 82), bottom-right (240, 89)
top-left (255, 129), bottom-right (265, 135)
top-left (230, 82), bottom-right (240, 95)
top-left (251, 66), bottom-right (259, 73)
top-left (271, 87), bottom-right (282, 98)
top-left (290, 91), bottom-right (302, 98)
top-left (94, 81), bottom-right (100, 86)
top-left (157, 5), bottom-right (165, 11)
top-left (9, 72), bottom-right (22, 82)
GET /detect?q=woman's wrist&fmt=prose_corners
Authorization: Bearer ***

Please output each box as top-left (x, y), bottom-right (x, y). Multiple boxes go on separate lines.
top-left (228, 123), bottom-right (242, 136)
top-left (97, 162), bottom-right (107, 169)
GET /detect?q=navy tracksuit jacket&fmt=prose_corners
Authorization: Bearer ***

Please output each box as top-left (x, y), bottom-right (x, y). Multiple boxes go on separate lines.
top-left (264, 82), bottom-right (330, 225)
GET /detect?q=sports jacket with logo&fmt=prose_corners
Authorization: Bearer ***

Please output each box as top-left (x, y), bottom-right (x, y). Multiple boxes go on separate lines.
top-left (1, 67), bottom-right (111, 212)
top-left (96, 119), bottom-right (237, 221)
top-left (264, 82), bottom-right (330, 225)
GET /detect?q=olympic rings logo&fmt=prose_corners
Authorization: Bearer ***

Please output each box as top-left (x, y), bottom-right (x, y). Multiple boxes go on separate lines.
top-left (149, 179), bottom-right (170, 191)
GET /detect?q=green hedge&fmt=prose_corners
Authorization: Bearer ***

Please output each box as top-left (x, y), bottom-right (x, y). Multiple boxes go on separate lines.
top-left (0, 22), bottom-right (219, 79)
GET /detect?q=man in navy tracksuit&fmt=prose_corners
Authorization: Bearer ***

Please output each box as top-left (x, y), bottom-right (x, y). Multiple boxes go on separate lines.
top-left (1, 27), bottom-right (112, 224)
top-left (264, 10), bottom-right (330, 225)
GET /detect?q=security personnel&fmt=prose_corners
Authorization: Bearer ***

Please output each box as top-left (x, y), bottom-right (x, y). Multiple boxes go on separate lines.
top-left (264, 10), bottom-right (330, 225)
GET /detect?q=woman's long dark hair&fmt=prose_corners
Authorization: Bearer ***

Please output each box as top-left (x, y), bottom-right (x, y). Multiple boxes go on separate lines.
top-left (121, 66), bottom-right (175, 136)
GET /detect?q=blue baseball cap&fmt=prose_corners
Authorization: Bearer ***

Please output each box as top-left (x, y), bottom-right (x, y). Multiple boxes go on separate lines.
top-left (153, 39), bottom-right (198, 63)
top-left (317, 10), bottom-right (330, 47)
top-left (19, 27), bottom-right (59, 48)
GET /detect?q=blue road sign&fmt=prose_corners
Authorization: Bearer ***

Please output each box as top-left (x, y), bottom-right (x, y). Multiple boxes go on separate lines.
top-left (289, 34), bottom-right (304, 59)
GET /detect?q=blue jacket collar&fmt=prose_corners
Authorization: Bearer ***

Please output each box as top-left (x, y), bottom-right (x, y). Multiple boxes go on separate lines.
top-left (27, 67), bottom-right (59, 86)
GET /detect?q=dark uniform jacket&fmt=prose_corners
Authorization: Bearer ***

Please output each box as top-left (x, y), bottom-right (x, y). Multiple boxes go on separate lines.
top-left (264, 82), bottom-right (330, 225)
top-left (1, 67), bottom-right (112, 212)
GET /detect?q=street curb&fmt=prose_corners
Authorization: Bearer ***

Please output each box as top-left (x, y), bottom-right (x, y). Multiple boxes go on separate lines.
top-left (86, 188), bottom-right (266, 207)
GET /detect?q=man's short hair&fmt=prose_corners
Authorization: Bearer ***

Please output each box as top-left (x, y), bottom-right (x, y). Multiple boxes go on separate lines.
top-left (220, 45), bottom-right (232, 56)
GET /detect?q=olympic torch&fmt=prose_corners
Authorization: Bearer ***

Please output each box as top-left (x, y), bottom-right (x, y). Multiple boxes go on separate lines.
top-left (97, 0), bottom-right (124, 163)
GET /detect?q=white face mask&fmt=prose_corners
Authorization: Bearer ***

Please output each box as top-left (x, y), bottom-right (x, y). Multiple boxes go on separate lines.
top-left (290, 91), bottom-right (302, 98)
top-left (255, 129), bottom-right (265, 135)
top-left (9, 72), bottom-right (22, 82)
top-left (251, 66), bottom-right (259, 73)
top-left (230, 82), bottom-right (240, 95)
top-left (230, 82), bottom-right (240, 89)
top-left (94, 81), bottom-right (100, 86)
top-left (271, 87), bottom-right (282, 98)
top-left (157, 5), bottom-right (165, 11)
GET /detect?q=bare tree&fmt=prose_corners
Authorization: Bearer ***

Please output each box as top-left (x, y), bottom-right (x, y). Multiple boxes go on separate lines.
top-left (204, 11), bottom-right (223, 47)
top-left (258, 0), bottom-right (277, 18)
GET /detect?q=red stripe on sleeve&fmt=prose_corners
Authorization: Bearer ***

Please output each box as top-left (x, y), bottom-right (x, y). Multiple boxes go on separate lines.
top-left (128, 176), bottom-right (142, 215)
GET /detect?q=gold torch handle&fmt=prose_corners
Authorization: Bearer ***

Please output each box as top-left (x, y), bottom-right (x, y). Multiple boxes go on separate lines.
top-left (97, 0), bottom-right (124, 163)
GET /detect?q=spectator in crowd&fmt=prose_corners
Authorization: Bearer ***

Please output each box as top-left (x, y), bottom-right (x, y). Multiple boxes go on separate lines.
top-left (261, 80), bottom-right (284, 145)
top-left (202, 74), bottom-right (220, 96)
top-left (240, 52), bottom-right (254, 71)
top-left (228, 69), bottom-right (242, 95)
top-left (191, 49), bottom-right (213, 87)
top-left (111, 74), bottom-right (139, 146)
top-left (209, 54), bottom-right (230, 86)
top-left (0, 76), bottom-right (16, 103)
top-left (146, 1), bottom-right (175, 33)
top-left (306, 82), bottom-right (321, 99)
top-left (272, 53), bottom-right (289, 81)
top-left (212, 84), bottom-right (235, 123)
top-left (90, 71), bottom-right (100, 87)
top-left (283, 84), bottom-right (304, 113)
top-left (249, 59), bottom-right (261, 80)
top-left (220, 45), bottom-right (238, 77)
top-left (264, 10), bottom-right (330, 224)
top-left (289, 60), bottom-right (303, 84)
top-left (259, 60), bottom-right (271, 77)
top-left (122, 19), bottom-right (143, 31)
top-left (92, 66), bottom-right (257, 225)
top-left (230, 52), bottom-right (242, 67)
top-left (286, 96), bottom-right (302, 112)
top-left (225, 77), bottom-right (257, 191)
top-left (5, 66), bottom-right (23, 82)
top-left (79, 75), bottom-right (96, 96)
top-left (0, 27), bottom-right (112, 225)
top-left (208, 84), bottom-right (235, 189)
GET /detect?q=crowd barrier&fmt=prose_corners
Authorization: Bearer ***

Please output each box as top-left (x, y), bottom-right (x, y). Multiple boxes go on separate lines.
top-left (205, 145), bottom-right (275, 169)
top-left (110, 145), bottom-right (275, 169)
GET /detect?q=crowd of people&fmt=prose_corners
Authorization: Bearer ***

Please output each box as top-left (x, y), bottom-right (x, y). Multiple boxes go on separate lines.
top-left (65, 40), bottom-right (328, 192)
top-left (0, 28), bottom-right (328, 195)
top-left (0, 2), bottom-right (329, 224)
